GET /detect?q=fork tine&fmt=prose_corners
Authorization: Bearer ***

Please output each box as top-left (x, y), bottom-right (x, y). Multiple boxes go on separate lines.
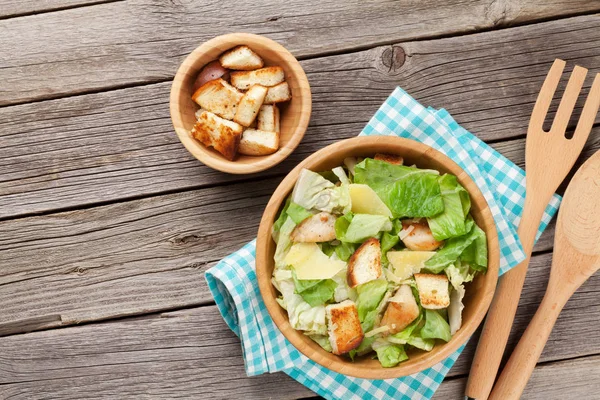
top-left (550, 65), bottom-right (588, 135)
top-left (529, 59), bottom-right (566, 132)
top-left (571, 73), bottom-right (600, 148)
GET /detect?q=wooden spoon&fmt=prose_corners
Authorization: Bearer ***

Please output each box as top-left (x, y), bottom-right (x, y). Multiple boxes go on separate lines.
top-left (489, 150), bottom-right (600, 400)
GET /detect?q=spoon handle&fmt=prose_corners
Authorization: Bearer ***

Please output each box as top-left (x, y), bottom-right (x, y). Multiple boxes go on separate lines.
top-left (488, 290), bottom-right (565, 400)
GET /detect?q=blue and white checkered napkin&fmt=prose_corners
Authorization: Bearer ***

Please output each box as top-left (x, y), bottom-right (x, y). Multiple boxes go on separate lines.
top-left (205, 87), bottom-right (561, 399)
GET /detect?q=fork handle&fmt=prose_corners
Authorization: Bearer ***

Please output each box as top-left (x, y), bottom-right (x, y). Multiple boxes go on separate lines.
top-left (488, 292), bottom-right (565, 400)
top-left (465, 197), bottom-right (546, 400)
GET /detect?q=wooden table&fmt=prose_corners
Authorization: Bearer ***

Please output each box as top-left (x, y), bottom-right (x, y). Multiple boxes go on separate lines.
top-left (1, 1), bottom-right (599, 399)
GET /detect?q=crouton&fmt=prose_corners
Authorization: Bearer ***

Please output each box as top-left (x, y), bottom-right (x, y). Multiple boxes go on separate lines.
top-left (194, 108), bottom-right (206, 120)
top-left (192, 78), bottom-right (243, 120)
top-left (379, 285), bottom-right (419, 335)
top-left (264, 82), bottom-right (292, 104)
top-left (219, 45), bottom-right (264, 70)
top-left (234, 84), bottom-right (268, 127)
top-left (238, 129), bottom-right (279, 156)
top-left (257, 105), bottom-right (280, 132)
top-left (414, 273), bottom-right (450, 309)
top-left (290, 212), bottom-right (337, 243)
top-left (400, 220), bottom-right (443, 251)
top-left (230, 66), bottom-right (285, 90)
top-left (374, 153), bottom-right (404, 165)
top-left (191, 111), bottom-right (243, 161)
top-left (326, 300), bottom-right (364, 355)
top-left (347, 238), bottom-right (382, 288)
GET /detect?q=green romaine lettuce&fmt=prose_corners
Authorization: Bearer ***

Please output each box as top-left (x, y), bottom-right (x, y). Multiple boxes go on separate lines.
top-left (349, 336), bottom-right (376, 360)
top-left (388, 314), bottom-right (423, 344)
top-left (273, 277), bottom-right (327, 336)
top-left (292, 271), bottom-right (337, 307)
top-left (374, 344), bottom-right (408, 367)
top-left (335, 213), bottom-right (392, 243)
top-left (334, 242), bottom-right (357, 262)
top-left (421, 309), bottom-right (451, 342)
top-left (286, 202), bottom-right (314, 224)
top-left (320, 242), bottom-right (335, 257)
top-left (381, 231), bottom-right (399, 253)
top-left (354, 159), bottom-right (444, 218)
top-left (407, 336), bottom-right (435, 351)
top-left (309, 334), bottom-right (332, 352)
top-left (273, 198), bottom-right (292, 239)
top-left (427, 174), bottom-right (471, 240)
top-left (424, 217), bottom-right (487, 273)
top-left (355, 279), bottom-right (388, 332)
top-left (274, 217), bottom-right (296, 268)
top-left (460, 223), bottom-right (488, 270)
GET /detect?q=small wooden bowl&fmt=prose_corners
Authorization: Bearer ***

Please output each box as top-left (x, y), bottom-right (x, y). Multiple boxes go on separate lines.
top-left (256, 136), bottom-right (500, 379)
top-left (170, 33), bottom-right (311, 174)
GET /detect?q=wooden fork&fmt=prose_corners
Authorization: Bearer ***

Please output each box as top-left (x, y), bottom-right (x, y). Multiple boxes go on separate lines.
top-left (465, 60), bottom-right (600, 400)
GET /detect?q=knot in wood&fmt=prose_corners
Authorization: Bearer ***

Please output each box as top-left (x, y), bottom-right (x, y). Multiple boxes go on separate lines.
top-left (379, 46), bottom-right (406, 75)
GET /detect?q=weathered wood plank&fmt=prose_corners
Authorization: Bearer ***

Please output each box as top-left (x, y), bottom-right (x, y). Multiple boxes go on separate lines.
top-left (432, 355), bottom-right (600, 399)
top-left (2, 14), bottom-right (600, 219)
top-left (1, 1), bottom-right (600, 105)
top-left (1, 305), bottom-right (598, 399)
top-left (1, 173), bottom-right (599, 348)
top-left (0, 0), bottom-right (118, 19)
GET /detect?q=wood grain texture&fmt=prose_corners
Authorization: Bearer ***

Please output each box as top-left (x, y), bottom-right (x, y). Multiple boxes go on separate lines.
top-left (2, 0), bottom-right (600, 105)
top-left (1, 173), bottom-right (599, 366)
top-left (1, 305), bottom-right (598, 399)
top-left (2, 14), bottom-right (600, 219)
top-left (0, 0), bottom-right (119, 19)
top-left (433, 355), bottom-right (600, 399)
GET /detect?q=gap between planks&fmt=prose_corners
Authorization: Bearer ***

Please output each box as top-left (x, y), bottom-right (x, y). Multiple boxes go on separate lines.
top-left (2, 1), bottom-right (600, 106)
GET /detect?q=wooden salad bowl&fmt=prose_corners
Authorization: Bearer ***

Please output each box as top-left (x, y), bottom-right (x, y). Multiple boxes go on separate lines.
top-left (170, 33), bottom-right (311, 174)
top-left (256, 136), bottom-right (500, 379)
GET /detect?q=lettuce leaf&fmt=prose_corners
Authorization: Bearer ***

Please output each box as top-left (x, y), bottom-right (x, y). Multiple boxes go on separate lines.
top-left (421, 309), bottom-right (451, 342)
top-left (335, 213), bottom-right (392, 243)
top-left (309, 334), bottom-right (332, 352)
top-left (445, 261), bottom-right (475, 290)
top-left (427, 174), bottom-right (471, 240)
top-left (354, 159), bottom-right (444, 218)
top-left (273, 278), bottom-right (327, 335)
top-left (460, 223), bottom-right (488, 270)
top-left (388, 314), bottom-right (423, 344)
top-left (273, 198), bottom-right (292, 238)
top-left (349, 336), bottom-right (376, 360)
top-left (355, 279), bottom-right (388, 332)
top-left (320, 242), bottom-right (335, 257)
top-left (292, 169), bottom-right (351, 214)
top-left (424, 217), bottom-right (487, 273)
top-left (334, 241), bottom-right (357, 262)
top-left (407, 336), bottom-right (435, 351)
top-left (375, 344), bottom-right (408, 367)
top-left (274, 217), bottom-right (296, 268)
top-left (286, 202), bottom-right (314, 224)
top-left (292, 270), bottom-right (337, 307)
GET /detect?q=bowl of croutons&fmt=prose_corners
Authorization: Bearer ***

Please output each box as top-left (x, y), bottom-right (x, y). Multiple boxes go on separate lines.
top-left (255, 136), bottom-right (500, 379)
top-left (170, 33), bottom-right (311, 174)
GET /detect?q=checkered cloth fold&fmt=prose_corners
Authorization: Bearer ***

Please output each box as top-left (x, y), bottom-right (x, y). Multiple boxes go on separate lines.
top-left (205, 87), bottom-right (560, 399)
